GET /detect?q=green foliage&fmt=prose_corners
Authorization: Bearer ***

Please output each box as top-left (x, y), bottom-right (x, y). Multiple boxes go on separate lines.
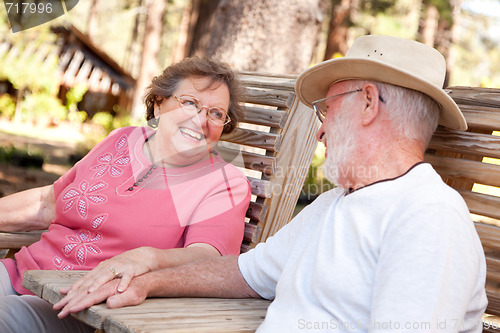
top-left (66, 84), bottom-right (88, 124)
top-left (66, 84), bottom-right (88, 111)
top-left (21, 92), bottom-right (67, 122)
top-left (91, 111), bottom-right (114, 133)
top-left (68, 110), bottom-right (88, 124)
top-left (0, 94), bottom-right (16, 119)
top-left (301, 144), bottom-right (334, 201)
top-left (92, 111), bottom-right (139, 135)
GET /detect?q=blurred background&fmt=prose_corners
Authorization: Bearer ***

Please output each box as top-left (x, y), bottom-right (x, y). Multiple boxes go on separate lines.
top-left (0, 0), bottom-right (498, 209)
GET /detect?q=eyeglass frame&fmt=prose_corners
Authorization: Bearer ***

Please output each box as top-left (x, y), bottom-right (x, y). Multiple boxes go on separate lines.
top-left (172, 94), bottom-right (231, 127)
top-left (312, 89), bottom-right (386, 123)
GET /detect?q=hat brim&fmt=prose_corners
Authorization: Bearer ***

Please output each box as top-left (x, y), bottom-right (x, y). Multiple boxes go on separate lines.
top-left (295, 58), bottom-right (467, 131)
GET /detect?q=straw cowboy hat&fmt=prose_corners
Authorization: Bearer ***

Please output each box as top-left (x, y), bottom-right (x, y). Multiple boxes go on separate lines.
top-left (295, 35), bottom-right (467, 130)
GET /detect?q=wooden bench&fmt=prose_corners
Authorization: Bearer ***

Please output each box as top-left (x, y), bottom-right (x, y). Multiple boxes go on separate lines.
top-left (0, 72), bottom-right (319, 256)
top-left (424, 86), bottom-right (500, 331)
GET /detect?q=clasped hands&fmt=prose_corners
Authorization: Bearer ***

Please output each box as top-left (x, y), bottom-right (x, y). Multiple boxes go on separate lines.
top-left (53, 247), bottom-right (152, 318)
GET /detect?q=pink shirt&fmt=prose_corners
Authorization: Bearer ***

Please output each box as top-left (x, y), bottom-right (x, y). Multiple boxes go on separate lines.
top-left (3, 127), bottom-right (250, 294)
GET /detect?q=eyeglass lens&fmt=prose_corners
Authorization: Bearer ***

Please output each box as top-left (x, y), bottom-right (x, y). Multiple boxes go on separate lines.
top-left (176, 95), bottom-right (229, 126)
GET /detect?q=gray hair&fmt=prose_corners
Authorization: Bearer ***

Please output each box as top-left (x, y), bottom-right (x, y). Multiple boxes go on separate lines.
top-left (341, 80), bottom-right (440, 147)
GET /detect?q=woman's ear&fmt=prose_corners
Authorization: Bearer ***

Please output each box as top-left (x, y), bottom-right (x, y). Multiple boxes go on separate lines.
top-left (153, 98), bottom-right (162, 118)
top-left (361, 84), bottom-right (382, 126)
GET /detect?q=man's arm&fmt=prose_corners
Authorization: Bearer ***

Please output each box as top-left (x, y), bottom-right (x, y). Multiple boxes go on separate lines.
top-left (55, 255), bottom-right (260, 318)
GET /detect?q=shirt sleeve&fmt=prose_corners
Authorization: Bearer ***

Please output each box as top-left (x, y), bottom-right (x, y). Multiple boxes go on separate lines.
top-left (183, 176), bottom-right (251, 255)
top-left (237, 199), bottom-right (319, 300)
top-left (370, 200), bottom-right (487, 332)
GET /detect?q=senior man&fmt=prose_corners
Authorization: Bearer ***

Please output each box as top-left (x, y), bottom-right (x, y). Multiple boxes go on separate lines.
top-left (56, 35), bottom-right (487, 332)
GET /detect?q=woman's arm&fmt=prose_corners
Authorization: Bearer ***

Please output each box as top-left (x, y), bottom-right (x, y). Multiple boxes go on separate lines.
top-left (54, 243), bottom-right (221, 310)
top-left (0, 184), bottom-right (56, 231)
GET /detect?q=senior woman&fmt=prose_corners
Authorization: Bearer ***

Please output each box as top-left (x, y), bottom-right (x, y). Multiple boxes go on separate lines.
top-left (0, 57), bottom-right (251, 333)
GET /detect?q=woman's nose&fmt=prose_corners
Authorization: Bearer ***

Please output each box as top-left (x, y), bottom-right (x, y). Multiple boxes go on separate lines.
top-left (192, 108), bottom-right (209, 127)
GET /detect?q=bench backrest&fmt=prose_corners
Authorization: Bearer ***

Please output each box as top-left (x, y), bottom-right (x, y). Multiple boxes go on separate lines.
top-left (222, 72), bottom-right (319, 252)
top-left (424, 86), bottom-right (500, 322)
top-left (0, 72), bottom-right (319, 256)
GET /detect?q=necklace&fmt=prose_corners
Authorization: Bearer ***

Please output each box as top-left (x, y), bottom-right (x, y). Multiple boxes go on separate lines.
top-left (127, 164), bottom-right (158, 191)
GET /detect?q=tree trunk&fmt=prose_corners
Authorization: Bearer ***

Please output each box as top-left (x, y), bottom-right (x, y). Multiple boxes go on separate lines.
top-left (171, 0), bottom-right (196, 63)
top-left (13, 87), bottom-right (24, 124)
top-left (324, 0), bottom-right (353, 60)
top-left (130, 0), bottom-right (166, 120)
top-left (186, 0), bottom-right (221, 58)
top-left (419, 2), bottom-right (439, 47)
top-left (124, 0), bottom-right (144, 77)
top-left (441, 0), bottom-right (463, 87)
top-left (190, 0), bottom-right (325, 75)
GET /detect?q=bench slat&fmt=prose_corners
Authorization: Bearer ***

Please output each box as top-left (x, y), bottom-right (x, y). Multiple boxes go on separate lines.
top-left (0, 231), bottom-right (45, 249)
top-left (486, 257), bottom-right (500, 286)
top-left (459, 105), bottom-right (500, 131)
top-left (448, 87), bottom-right (500, 109)
top-left (248, 177), bottom-right (272, 198)
top-left (221, 128), bottom-right (282, 152)
top-left (217, 146), bottom-right (276, 175)
top-left (242, 106), bottom-right (288, 128)
top-left (238, 72), bottom-right (296, 90)
top-left (429, 129), bottom-right (500, 159)
top-left (246, 201), bottom-right (269, 223)
top-left (460, 191), bottom-right (500, 221)
top-left (486, 289), bottom-right (500, 317)
top-left (243, 87), bottom-right (291, 108)
top-left (475, 223), bottom-right (500, 252)
top-left (425, 154), bottom-right (500, 188)
top-left (243, 223), bottom-right (262, 244)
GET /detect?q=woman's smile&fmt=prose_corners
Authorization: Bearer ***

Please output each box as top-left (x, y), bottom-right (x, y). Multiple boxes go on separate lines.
top-left (179, 126), bottom-right (205, 142)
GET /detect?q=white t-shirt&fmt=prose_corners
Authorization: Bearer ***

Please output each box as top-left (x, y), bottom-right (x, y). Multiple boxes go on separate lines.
top-left (239, 163), bottom-right (487, 332)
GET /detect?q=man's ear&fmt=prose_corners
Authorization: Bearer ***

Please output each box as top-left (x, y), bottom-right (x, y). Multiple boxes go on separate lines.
top-left (360, 84), bottom-right (382, 126)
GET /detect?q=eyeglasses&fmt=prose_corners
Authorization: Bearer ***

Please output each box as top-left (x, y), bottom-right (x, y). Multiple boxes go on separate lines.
top-left (173, 95), bottom-right (230, 127)
top-left (312, 89), bottom-right (386, 123)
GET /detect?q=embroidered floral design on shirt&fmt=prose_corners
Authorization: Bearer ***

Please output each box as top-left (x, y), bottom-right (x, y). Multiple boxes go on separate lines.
top-left (62, 230), bottom-right (103, 266)
top-left (62, 180), bottom-right (108, 219)
top-left (90, 213), bottom-right (108, 230)
top-left (52, 256), bottom-right (73, 270)
top-left (91, 151), bottom-right (130, 178)
top-left (115, 134), bottom-right (128, 151)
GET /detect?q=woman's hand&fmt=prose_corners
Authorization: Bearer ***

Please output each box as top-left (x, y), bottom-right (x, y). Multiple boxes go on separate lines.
top-left (54, 272), bottom-right (152, 319)
top-left (56, 247), bottom-right (154, 305)
top-left (54, 243), bottom-right (220, 317)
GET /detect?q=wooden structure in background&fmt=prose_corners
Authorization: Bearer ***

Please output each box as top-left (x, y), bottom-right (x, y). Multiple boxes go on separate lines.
top-left (0, 25), bottom-right (135, 117)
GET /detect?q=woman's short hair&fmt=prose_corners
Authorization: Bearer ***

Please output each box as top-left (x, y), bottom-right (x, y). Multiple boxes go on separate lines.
top-left (144, 57), bottom-right (243, 134)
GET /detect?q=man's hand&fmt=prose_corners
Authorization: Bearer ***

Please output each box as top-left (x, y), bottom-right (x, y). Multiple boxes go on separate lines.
top-left (54, 275), bottom-right (149, 318)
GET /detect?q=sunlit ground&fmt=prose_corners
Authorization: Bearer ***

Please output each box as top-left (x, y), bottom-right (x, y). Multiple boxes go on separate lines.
top-left (0, 119), bottom-right (85, 143)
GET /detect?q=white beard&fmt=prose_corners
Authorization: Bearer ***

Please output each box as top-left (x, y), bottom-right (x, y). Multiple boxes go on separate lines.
top-left (321, 110), bottom-right (358, 190)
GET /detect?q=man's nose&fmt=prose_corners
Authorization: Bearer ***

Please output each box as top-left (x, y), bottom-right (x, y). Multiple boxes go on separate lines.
top-left (316, 126), bottom-right (326, 142)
